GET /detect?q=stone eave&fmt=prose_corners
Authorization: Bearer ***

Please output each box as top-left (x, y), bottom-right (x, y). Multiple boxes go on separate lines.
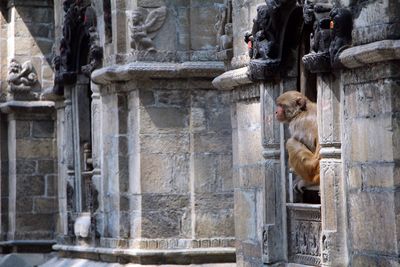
top-left (91, 61), bottom-right (225, 85)
top-left (53, 244), bottom-right (236, 264)
top-left (339, 39), bottom-right (400, 69)
top-left (0, 100), bottom-right (55, 114)
top-left (212, 67), bottom-right (252, 90)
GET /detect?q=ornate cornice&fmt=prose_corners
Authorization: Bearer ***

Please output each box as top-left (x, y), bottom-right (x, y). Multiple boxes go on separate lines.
top-left (91, 61), bottom-right (225, 85)
top-left (339, 39), bottom-right (400, 69)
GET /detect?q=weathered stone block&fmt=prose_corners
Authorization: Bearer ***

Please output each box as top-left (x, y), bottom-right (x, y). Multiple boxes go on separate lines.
top-left (193, 153), bottom-right (218, 193)
top-left (208, 107), bottom-right (232, 132)
top-left (16, 196), bottom-right (33, 212)
top-left (157, 90), bottom-right (189, 107)
top-left (16, 175), bottom-right (45, 196)
top-left (352, 253), bottom-right (400, 267)
top-left (33, 197), bottom-right (56, 213)
top-left (15, 121), bottom-right (31, 139)
top-left (15, 213), bottom-right (55, 231)
top-left (32, 120), bottom-right (54, 138)
top-left (349, 192), bottom-right (397, 254)
top-left (234, 189), bottom-right (257, 240)
top-left (141, 209), bottom-right (188, 239)
top-left (348, 116), bottom-right (394, 162)
top-left (16, 159), bottom-right (36, 174)
top-left (237, 163), bottom-right (264, 188)
top-left (190, 107), bottom-right (206, 132)
top-left (139, 90), bottom-right (155, 106)
top-left (37, 159), bottom-right (55, 174)
top-left (140, 133), bottom-right (189, 154)
top-left (195, 193), bottom-right (234, 211)
top-left (237, 129), bottom-right (262, 165)
top-left (195, 209), bottom-right (234, 238)
top-left (142, 194), bottom-right (190, 211)
top-left (140, 106), bottom-right (189, 133)
top-left (46, 174), bottom-right (56, 196)
top-left (190, 5), bottom-right (219, 50)
top-left (16, 139), bottom-right (54, 159)
top-left (192, 133), bottom-right (232, 153)
top-left (140, 153), bottom-right (172, 193)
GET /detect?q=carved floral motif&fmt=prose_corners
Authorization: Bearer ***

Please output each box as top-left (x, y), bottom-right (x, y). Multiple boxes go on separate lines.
top-left (130, 6), bottom-right (167, 52)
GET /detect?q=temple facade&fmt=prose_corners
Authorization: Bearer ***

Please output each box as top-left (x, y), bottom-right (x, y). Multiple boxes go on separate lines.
top-left (0, 0), bottom-right (399, 266)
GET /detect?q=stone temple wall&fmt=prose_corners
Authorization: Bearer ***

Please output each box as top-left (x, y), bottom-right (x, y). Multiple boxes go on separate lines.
top-left (0, 0), bottom-right (399, 266)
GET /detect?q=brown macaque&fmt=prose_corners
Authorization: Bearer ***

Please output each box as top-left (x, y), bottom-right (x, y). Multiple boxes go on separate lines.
top-left (275, 91), bottom-right (320, 191)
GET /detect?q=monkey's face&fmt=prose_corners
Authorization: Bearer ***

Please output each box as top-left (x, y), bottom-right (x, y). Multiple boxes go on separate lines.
top-left (275, 104), bottom-right (287, 122)
top-left (276, 91), bottom-right (308, 123)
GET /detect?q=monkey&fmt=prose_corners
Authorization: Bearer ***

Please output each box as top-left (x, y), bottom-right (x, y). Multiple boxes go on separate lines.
top-left (275, 91), bottom-right (320, 191)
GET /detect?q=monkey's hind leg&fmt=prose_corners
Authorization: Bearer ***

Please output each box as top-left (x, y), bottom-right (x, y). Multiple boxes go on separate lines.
top-left (286, 138), bottom-right (320, 185)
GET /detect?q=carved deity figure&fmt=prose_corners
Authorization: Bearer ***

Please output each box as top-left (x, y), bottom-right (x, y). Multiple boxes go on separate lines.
top-left (329, 8), bottom-right (352, 67)
top-left (245, 2), bottom-right (279, 61)
top-left (215, 0), bottom-right (233, 51)
top-left (130, 6), bottom-right (167, 52)
top-left (7, 59), bottom-right (37, 87)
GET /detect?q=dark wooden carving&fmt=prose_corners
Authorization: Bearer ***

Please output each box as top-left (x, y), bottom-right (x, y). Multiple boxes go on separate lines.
top-left (302, 6), bottom-right (353, 73)
top-left (329, 8), bottom-right (353, 68)
top-left (245, 0), bottom-right (302, 81)
top-left (53, 0), bottom-right (102, 95)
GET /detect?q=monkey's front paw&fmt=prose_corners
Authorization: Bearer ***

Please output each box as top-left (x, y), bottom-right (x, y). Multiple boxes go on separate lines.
top-left (293, 179), bottom-right (307, 193)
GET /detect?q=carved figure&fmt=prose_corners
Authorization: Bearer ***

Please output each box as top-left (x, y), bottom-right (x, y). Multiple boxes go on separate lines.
top-left (245, 4), bottom-right (278, 60)
top-left (130, 6), bottom-right (167, 52)
top-left (215, 0), bottom-right (233, 51)
top-left (329, 8), bottom-right (352, 67)
top-left (275, 91), bottom-right (320, 191)
top-left (81, 26), bottom-right (103, 75)
top-left (7, 59), bottom-right (37, 87)
top-left (52, 56), bottom-right (64, 95)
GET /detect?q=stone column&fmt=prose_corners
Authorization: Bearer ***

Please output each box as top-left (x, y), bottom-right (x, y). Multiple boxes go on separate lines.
top-left (336, 0), bottom-right (400, 264)
top-left (261, 82), bottom-right (286, 265)
top-left (339, 44), bottom-right (400, 265)
top-left (0, 101), bottom-right (57, 248)
top-left (317, 74), bottom-right (348, 266)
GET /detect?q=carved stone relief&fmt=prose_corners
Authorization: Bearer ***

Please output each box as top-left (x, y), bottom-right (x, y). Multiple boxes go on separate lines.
top-left (215, 0), bottom-right (233, 51)
top-left (7, 59), bottom-right (38, 100)
top-left (287, 206), bottom-right (322, 266)
top-left (129, 6), bottom-right (167, 52)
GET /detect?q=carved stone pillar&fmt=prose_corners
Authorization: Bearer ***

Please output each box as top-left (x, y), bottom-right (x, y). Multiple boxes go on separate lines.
top-left (0, 101), bottom-right (57, 250)
top-left (90, 82), bottom-right (103, 237)
top-left (317, 74), bottom-right (348, 266)
top-left (261, 82), bottom-right (286, 264)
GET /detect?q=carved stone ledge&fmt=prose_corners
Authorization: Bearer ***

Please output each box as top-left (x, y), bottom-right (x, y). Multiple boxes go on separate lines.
top-left (248, 59), bottom-right (281, 81)
top-left (53, 244), bottom-right (236, 264)
top-left (339, 39), bottom-right (400, 69)
top-left (302, 52), bottom-right (331, 73)
top-left (0, 100), bottom-right (55, 114)
top-left (91, 61), bottom-right (225, 85)
top-left (212, 67), bottom-right (252, 90)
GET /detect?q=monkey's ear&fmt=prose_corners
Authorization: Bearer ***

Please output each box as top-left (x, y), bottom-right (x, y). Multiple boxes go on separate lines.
top-left (296, 97), bottom-right (307, 110)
